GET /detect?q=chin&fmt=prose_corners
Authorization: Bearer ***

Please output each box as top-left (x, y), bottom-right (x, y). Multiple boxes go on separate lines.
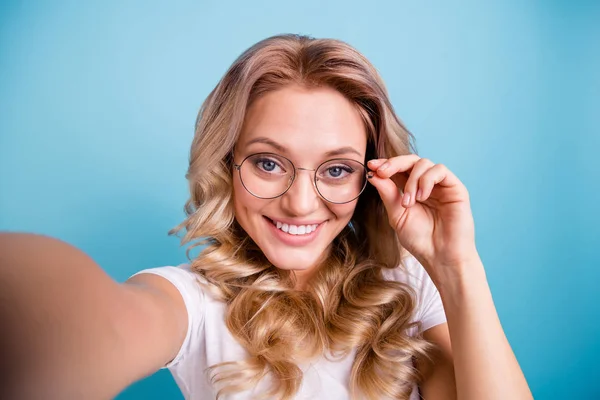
top-left (261, 244), bottom-right (326, 272)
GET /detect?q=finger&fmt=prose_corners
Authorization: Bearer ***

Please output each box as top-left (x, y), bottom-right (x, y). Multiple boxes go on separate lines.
top-left (368, 158), bottom-right (409, 196)
top-left (390, 171), bottom-right (409, 194)
top-left (367, 174), bottom-right (404, 217)
top-left (403, 158), bottom-right (435, 207)
top-left (370, 155), bottom-right (421, 178)
top-left (367, 159), bottom-right (387, 169)
top-left (417, 163), bottom-right (455, 201)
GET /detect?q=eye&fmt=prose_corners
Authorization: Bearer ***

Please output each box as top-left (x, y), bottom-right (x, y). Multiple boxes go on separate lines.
top-left (253, 157), bottom-right (286, 174)
top-left (259, 159), bottom-right (277, 172)
top-left (327, 166), bottom-right (344, 178)
top-left (323, 164), bottom-right (355, 179)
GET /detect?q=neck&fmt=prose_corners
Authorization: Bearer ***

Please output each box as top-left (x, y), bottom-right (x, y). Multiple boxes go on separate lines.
top-left (292, 268), bottom-right (317, 290)
top-left (291, 247), bottom-right (331, 290)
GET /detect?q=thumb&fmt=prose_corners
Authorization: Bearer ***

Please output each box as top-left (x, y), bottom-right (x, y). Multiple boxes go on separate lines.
top-left (367, 174), bottom-right (404, 214)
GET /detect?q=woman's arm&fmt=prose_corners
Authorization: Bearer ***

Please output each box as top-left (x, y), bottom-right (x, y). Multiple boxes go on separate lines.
top-left (0, 233), bottom-right (188, 400)
top-left (417, 258), bottom-right (532, 400)
top-left (417, 323), bottom-right (456, 399)
top-left (367, 155), bottom-right (532, 399)
top-left (437, 257), bottom-right (532, 400)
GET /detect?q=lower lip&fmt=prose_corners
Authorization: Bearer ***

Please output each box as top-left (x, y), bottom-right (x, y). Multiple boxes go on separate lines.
top-left (264, 216), bottom-right (324, 246)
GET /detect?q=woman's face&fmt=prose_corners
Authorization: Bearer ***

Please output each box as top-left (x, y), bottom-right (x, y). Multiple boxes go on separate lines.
top-left (233, 84), bottom-right (367, 283)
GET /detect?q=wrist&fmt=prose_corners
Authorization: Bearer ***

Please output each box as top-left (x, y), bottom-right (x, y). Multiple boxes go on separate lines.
top-left (435, 255), bottom-right (488, 300)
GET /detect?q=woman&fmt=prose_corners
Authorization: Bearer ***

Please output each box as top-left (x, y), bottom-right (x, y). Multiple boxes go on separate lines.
top-left (0, 34), bottom-right (532, 399)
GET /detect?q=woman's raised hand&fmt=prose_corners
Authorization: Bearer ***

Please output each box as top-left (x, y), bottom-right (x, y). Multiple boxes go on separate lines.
top-left (367, 155), bottom-right (482, 287)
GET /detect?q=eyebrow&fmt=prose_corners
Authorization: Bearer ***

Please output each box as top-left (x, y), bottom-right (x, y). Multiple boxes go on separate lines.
top-left (244, 136), bottom-right (363, 158)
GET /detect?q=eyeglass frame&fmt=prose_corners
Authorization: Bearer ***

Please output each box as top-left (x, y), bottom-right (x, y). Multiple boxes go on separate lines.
top-left (233, 151), bottom-right (374, 204)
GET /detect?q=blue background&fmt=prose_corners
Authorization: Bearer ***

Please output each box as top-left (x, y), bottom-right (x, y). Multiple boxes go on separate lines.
top-left (1, 1), bottom-right (599, 399)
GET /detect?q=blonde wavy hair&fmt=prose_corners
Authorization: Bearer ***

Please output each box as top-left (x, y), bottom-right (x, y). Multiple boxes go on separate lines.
top-left (171, 33), bottom-right (434, 399)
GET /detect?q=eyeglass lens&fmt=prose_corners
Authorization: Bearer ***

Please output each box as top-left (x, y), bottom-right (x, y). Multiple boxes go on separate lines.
top-left (238, 153), bottom-right (367, 203)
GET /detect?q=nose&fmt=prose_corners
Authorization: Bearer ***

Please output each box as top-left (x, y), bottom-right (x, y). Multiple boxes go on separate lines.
top-left (280, 169), bottom-right (321, 216)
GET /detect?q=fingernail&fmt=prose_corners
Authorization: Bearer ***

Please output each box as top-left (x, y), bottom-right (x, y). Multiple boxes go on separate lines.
top-left (368, 159), bottom-right (384, 166)
top-left (403, 192), bottom-right (411, 206)
top-left (416, 189), bottom-right (423, 201)
top-left (367, 171), bottom-right (374, 179)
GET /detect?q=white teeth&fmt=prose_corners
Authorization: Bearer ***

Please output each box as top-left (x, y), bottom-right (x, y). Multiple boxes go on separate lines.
top-left (270, 219), bottom-right (321, 236)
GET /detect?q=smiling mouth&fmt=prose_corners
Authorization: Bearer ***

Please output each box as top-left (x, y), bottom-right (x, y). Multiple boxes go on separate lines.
top-left (264, 216), bottom-right (322, 236)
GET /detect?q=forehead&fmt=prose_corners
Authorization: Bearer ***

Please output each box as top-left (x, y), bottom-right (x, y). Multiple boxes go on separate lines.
top-left (237, 84), bottom-right (367, 159)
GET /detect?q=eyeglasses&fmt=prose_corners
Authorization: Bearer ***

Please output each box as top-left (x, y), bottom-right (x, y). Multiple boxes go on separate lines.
top-left (233, 152), bottom-right (372, 204)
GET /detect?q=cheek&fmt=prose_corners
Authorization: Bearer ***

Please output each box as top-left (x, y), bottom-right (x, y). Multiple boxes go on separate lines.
top-left (232, 175), bottom-right (245, 211)
top-left (233, 175), bottom-right (250, 212)
top-left (329, 202), bottom-right (358, 224)
top-left (233, 174), bottom-right (264, 226)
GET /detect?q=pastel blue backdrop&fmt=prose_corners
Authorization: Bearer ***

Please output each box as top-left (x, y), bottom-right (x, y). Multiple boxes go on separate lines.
top-left (1, 1), bottom-right (598, 399)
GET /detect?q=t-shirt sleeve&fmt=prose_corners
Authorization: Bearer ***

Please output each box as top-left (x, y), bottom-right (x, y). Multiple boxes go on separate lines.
top-left (384, 255), bottom-right (447, 334)
top-left (130, 263), bottom-right (205, 369)
top-left (404, 255), bottom-right (447, 333)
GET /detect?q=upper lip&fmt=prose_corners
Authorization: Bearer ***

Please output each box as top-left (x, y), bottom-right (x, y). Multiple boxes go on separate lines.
top-left (265, 216), bottom-right (327, 226)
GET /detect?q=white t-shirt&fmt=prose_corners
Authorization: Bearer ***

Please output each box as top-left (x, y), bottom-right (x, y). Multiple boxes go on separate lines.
top-left (132, 255), bottom-right (446, 400)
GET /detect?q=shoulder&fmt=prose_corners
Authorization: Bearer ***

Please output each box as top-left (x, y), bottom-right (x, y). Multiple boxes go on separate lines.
top-left (381, 253), bottom-right (431, 288)
top-left (382, 254), bottom-right (447, 333)
top-left (129, 263), bottom-right (208, 368)
top-left (132, 263), bottom-right (205, 291)
top-left (130, 263), bottom-right (210, 316)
